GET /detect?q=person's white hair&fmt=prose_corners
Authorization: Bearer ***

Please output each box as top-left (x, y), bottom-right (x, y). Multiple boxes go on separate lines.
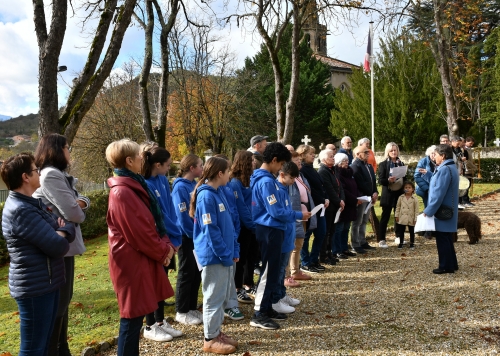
top-left (341, 136), bottom-right (352, 145)
top-left (358, 138), bottom-right (370, 146)
top-left (425, 145), bottom-right (437, 156)
top-left (334, 153), bottom-right (349, 166)
top-left (318, 149), bottom-right (333, 162)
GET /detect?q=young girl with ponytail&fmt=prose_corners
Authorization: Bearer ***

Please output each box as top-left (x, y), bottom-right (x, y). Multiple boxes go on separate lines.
top-left (190, 157), bottom-right (240, 355)
top-left (171, 154), bottom-right (204, 325)
top-left (140, 143), bottom-right (183, 341)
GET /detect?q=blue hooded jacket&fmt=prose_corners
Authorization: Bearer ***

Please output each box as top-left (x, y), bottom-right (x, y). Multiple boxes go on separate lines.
top-left (219, 183), bottom-right (241, 237)
top-left (193, 184), bottom-right (240, 267)
top-left (275, 180), bottom-right (296, 253)
top-left (146, 175), bottom-right (183, 247)
top-left (250, 169), bottom-right (302, 230)
top-left (229, 178), bottom-right (255, 232)
top-left (171, 177), bottom-right (197, 238)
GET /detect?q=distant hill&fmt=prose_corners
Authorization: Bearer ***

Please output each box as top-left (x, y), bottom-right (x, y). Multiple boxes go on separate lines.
top-left (0, 115), bottom-right (11, 121)
top-left (0, 113), bottom-right (38, 137)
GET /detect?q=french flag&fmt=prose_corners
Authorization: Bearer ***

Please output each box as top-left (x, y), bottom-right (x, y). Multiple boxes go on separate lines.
top-left (364, 31), bottom-right (372, 72)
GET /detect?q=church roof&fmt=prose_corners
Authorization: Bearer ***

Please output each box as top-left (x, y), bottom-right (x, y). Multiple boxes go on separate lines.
top-left (313, 54), bottom-right (360, 73)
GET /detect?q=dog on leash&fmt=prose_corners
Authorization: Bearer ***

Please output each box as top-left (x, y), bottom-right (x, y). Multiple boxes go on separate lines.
top-left (452, 211), bottom-right (481, 244)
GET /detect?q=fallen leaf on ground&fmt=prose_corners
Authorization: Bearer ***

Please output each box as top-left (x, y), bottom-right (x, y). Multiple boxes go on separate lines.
top-left (459, 318), bottom-right (467, 322)
top-left (443, 330), bottom-right (449, 336)
top-left (248, 340), bottom-right (261, 345)
top-left (457, 306), bottom-right (465, 309)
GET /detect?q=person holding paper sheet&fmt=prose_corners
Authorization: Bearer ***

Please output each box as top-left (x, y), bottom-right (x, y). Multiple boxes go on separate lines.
top-left (414, 145), bottom-right (437, 208)
top-left (318, 149), bottom-right (345, 265)
top-left (332, 153), bottom-right (359, 259)
top-left (378, 143), bottom-right (406, 248)
top-left (296, 144), bottom-right (330, 274)
top-left (423, 144), bottom-right (459, 274)
top-left (351, 146), bottom-right (379, 254)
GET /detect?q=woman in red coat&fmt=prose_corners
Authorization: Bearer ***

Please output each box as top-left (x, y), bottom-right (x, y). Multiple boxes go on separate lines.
top-left (105, 139), bottom-right (176, 356)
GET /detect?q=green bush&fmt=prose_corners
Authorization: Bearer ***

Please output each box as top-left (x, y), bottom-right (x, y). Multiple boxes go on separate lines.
top-left (475, 158), bottom-right (500, 183)
top-left (0, 190), bottom-right (109, 265)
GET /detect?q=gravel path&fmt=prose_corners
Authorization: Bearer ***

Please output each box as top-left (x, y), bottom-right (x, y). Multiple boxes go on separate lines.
top-left (103, 193), bottom-right (500, 355)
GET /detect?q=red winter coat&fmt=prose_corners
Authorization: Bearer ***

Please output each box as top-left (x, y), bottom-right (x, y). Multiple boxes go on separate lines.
top-left (107, 177), bottom-right (174, 319)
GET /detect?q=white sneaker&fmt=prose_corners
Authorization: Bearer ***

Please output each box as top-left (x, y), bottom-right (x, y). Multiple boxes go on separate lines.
top-left (175, 312), bottom-right (202, 325)
top-left (189, 309), bottom-right (203, 323)
top-left (394, 237), bottom-right (400, 245)
top-left (458, 204), bottom-right (465, 210)
top-left (272, 300), bottom-right (295, 314)
top-left (143, 323), bottom-right (173, 342)
top-left (281, 294), bottom-right (300, 306)
top-left (159, 320), bottom-right (183, 337)
top-left (378, 240), bottom-right (388, 248)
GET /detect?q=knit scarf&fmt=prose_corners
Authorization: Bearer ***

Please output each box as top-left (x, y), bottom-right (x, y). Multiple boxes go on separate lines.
top-left (113, 168), bottom-right (167, 237)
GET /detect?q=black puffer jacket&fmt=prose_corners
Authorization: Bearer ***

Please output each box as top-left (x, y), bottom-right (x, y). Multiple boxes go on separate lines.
top-left (2, 191), bottom-right (75, 299)
top-left (300, 163), bottom-right (328, 207)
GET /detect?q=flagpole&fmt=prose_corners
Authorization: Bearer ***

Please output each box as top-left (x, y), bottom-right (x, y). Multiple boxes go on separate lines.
top-left (370, 21), bottom-right (375, 153)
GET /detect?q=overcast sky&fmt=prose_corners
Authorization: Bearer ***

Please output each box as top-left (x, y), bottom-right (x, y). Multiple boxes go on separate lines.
top-left (0, 0), bottom-right (377, 118)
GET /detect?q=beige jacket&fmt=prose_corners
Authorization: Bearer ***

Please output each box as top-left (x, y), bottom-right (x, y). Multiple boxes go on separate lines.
top-left (395, 194), bottom-right (419, 226)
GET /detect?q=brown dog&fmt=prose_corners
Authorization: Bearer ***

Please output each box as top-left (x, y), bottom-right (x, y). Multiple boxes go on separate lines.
top-left (452, 211), bottom-right (481, 244)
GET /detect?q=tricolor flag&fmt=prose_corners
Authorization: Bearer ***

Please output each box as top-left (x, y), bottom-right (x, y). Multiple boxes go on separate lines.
top-left (364, 30), bottom-right (372, 72)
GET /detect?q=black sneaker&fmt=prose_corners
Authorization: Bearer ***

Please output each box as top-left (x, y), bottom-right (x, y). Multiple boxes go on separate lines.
top-left (300, 265), bottom-right (320, 273)
top-left (409, 244), bottom-right (415, 250)
top-left (343, 250), bottom-right (357, 257)
top-left (337, 253), bottom-right (348, 259)
top-left (397, 244), bottom-right (403, 249)
top-left (237, 289), bottom-right (254, 304)
top-left (361, 243), bottom-right (376, 250)
top-left (245, 285), bottom-right (257, 298)
top-left (312, 263), bottom-right (326, 271)
top-left (267, 309), bottom-right (288, 321)
top-left (250, 314), bottom-right (280, 330)
top-left (323, 257), bottom-right (337, 266)
top-left (354, 248), bottom-right (367, 254)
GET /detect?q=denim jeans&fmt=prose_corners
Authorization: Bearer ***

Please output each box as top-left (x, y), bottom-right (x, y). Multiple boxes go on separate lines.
top-left (300, 215), bottom-right (326, 266)
top-left (271, 251), bottom-right (291, 304)
top-left (118, 315), bottom-right (144, 356)
top-left (351, 202), bottom-right (370, 248)
top-left (16, 289), bottom-right (59, 356)
top-left (201, 264), bottom-right (233, 339)
top-left (332, 221), bottom-right (350, 254)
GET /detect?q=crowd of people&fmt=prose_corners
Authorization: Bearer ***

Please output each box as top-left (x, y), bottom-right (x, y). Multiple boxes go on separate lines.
top-left (1, 133), bottom-right (474, 355)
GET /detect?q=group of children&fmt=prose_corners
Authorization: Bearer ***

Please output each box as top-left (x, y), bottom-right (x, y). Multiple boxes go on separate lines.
top-left (139, 140), bottom-right (421, 355)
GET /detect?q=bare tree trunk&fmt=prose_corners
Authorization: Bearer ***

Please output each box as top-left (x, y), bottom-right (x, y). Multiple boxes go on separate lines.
top-left (283, 4), bottom-right (301, 144)
top-left (33, 0), bottom-right (67, 137)
top-left (153, 0), bottom-right (179, 147)
top-left (433, 0), bottom-right (458, 136)
top-left (59, 0), bottom-right (138, 144)
top-left (137, 0), bottom-right (155, 142)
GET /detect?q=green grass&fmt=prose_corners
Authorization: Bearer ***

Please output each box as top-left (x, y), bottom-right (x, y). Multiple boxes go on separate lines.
top-left (0, 235), bottom-right (181, 355)
top-left (1, 183), bottom-right (500, 354)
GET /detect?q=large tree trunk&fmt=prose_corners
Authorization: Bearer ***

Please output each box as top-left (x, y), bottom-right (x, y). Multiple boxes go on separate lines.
top-left (138, 0), bottom-right (155, 142)
top-left (433, 0), bottom-right (459, 137)
top-left (33, 0), bottom-right (67, 137)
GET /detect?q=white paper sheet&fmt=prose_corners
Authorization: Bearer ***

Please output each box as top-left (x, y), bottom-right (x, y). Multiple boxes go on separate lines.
top-left (296, 203), bottom-right (325, 221)
top-left (192, 250), bottom-right (203, 271)
top-left (334, 209), bottom-right (342, 223)
top-left (414, 214), bottom-right (435, 232)
top-left (390, 166), bottom-right (408, 179)
top-left (357, 196), bottom-right (371, 202)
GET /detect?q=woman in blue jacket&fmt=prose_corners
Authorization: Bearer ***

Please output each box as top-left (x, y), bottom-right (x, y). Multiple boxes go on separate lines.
top-left (423, 144), bottom-right (459, 274)
top-left (229, 150), bottom-right (257, 302)
top-left (414, 145), bottom-right (436, 207)
top-left (1, 153), bottom-right (75, 356)
top-left (141, 143), bottom-right (184, 341)
top-left (190, 157), bottom-right (240, 355)
top-left (171, 154), bottom-right (204, 325)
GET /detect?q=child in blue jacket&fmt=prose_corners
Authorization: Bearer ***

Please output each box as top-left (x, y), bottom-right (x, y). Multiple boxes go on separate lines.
top-left (249, 143), bottom-right (311, 331)
top-left (190, 157), bottom-right (240, 355)
top-left (141, 144), bottom-right (183, 341)
top-left (270, 161), bottom-right (302, 314)
top-left (171, 154), bottom-right (204, 325)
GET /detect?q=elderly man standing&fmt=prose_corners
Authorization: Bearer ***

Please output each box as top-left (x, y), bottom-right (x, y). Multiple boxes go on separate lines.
top-left (249, 135), bottom-right (268, 155)
top-left (339, 137), bottom-right (354, 165)
top-left (351, 146), bottom-right (378, 254)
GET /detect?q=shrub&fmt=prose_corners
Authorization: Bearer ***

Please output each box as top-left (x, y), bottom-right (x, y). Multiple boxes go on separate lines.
top-left (475, 158), bottom-right (500, 183)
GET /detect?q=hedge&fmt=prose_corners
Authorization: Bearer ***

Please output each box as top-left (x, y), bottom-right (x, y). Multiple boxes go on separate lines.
top-left (0, 190), bottom-right (109, 265)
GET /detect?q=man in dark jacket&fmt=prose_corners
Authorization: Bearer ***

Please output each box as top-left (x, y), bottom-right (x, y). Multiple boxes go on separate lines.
top-left (350, 146), bottom-right (378, 253)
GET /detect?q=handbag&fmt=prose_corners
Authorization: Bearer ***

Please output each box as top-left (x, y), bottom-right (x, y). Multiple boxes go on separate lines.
top-left (434, 165), bottom-right (454, 220)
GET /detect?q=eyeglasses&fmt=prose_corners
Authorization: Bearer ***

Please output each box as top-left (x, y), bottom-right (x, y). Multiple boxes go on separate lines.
top-left (31, 167), bottom-right (41, 175)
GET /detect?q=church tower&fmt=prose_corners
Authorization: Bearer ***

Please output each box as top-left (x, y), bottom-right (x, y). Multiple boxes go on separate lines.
top-left (302, 1), bottom-right (328, 56)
